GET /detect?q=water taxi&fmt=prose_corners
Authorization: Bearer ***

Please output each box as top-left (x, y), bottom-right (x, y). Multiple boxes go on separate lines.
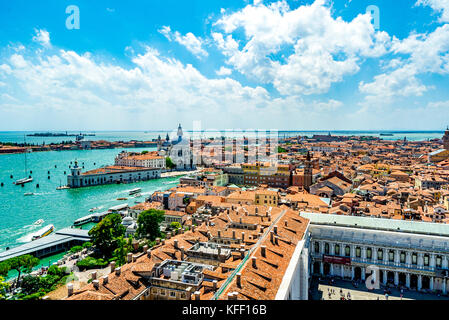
top-left (24, 192), bottom-right (35, 196)
top-left (32, 224), bottom-right (54, 241)
top-left (129, 188), bottom-right (142, 195)
top-left (56, 185), bottom-right (70, 190)
top-left (34, 219), bottom-right (44, 225)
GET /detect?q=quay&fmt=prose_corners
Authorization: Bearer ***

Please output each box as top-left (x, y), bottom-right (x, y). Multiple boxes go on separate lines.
top-left (0, 228), bottom-right (91, 262)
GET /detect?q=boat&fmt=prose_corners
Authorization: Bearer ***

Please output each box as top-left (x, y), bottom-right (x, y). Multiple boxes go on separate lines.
top-left (31, 224), bottom-right (54, 241)
top-left (117, 197), bottom-right (128, 201)
top-left (74, 215), bottom-right (93, 226)
top-left (14, 135), bottom-right (33, 185)
top-left (380, 133), bottom-right (394, 136)
top-left (24, 192), bottom-right (35, 196)
top-left (134, 193), bottom-right (142, 198)
top-left (14, 177), bottom-right (33, 185)
top-left (34, 219), bottom-right (44, 225)
top-left (56, 185), bottom-right (69, 190)
top-left (129, 188), bottom-right (142, 195)
top-left (89, 207), bottom-right (99, 212)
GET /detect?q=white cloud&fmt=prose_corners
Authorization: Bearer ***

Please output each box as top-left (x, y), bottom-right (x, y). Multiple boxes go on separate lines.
top-left (216, 66), bottom-right (232, 76)
top-left (212, 0), bottom-right (390, 95)
top-left (427, 100), bottom-right (449, 108)
top-left (417, 0), bottom-right (449, 22)
top-left (159, 26), bottom-right (208, 58)
top-left (32, 29), bottom-right (51, 48)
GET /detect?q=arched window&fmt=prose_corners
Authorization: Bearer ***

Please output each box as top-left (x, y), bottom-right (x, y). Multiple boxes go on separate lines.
top-left (377, 249), bottom-right (383, 261)
top-left (345, 246), bottom-right (350, 257)
top-left (314, 242), bottom-right (320, 253)
top-left (367, 248), bottom-right (372, 260)
top-left (356, 247), bottom-right (361, 258)
top-left (324, 243), bottom-right (329, 254)
top-left (424, 254), bottom-right (430, 266)
top-left (437, 255), bottom-right (442, 268)
top-left (412, 253), bottom-right (417, 264)
top-left (335, 244), bottom-right (340, 256)
top-left (400, 251), bottom-right (406, 264)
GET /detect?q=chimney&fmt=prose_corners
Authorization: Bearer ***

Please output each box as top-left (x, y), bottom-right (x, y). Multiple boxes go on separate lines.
top-left (236, 273), bottom-right (242, 288)
top-left (239, 217), bottom-right (242, 224)
top-left (261, 245), bottom-right (266, 258)
top-left (274, 225), bottom-right (278, 234)
top-left (255, 207), bottom-right (258, 214)
top-left (132, 255), bottom-right (138, 263)
top-left (93, 279), bottom-right (99, 290)
top-left (102, 275), bottom-right (109, 285)
top-left (67, 283), bottom-right (73, 297)
top-left (162, 239), bottom-right (166, 245)
top-left (115, 267), bottom-right (121, 276)
top-left (274, 236), bottom-right (279, 245)
top-left (252, 257), bottom-right (257, 269)
top-left (284, 220), bottom-right (288, 227)
top-left (227, 292), bottom-right (234, 300)
top-left (218, 230), bottom-right (221, 238)
top-left (127, 252), bottom-right (132, 263)
top-left (90, 271), bottom-right (97, 280)
top-left (232, 292), bottom-right (239, 300)
top-left (180, 246), bottom-right (185, 260)
top-left (143, 245), bottom-right (148, 253)
top-left (147, 249), bottom-right (152, 258)
top-left (213, 280), bottom-right (218, 291)
top-left (270, 230), bottom-right (274, 243)
top-left (110, 261), bottom-right (116, 273)
top-left (174, 239), bottom-right (179, 249)
top-left (192, 226), bottom-right (196, 233)
top-left (194, 291), bottom-right (201, 300)
top-left (156, 238), bottom-right (160, 244)
top-left (232, 230), bottom-right (236, 239)
top-left (241, 232), bottom-right (245, 242)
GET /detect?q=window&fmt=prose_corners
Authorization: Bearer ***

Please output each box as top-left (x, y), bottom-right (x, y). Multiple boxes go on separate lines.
top-left (377, 249), bottom-right (383, 261)
top-left (400, 251), bottom-right (406, 264)
top-left (160, 289), bottom-right (166, 296)
top-left (345, 246), bottom-right (350, 257)
top-left (356, 247), bottom-right (361, 258)
top-left (389, 251), bottom-right (394, 262)
top-left (424, 254), bottom-right (429, 266)
top-left (367, 248), bottom-right (372, 260)
top-left (437, 255), bottom-right (442, 268)
top-left (314, 242), bottom-right (320, 253)
top-left (412, 253), bottom-right (417, 265)
top-left (169, 291), bottom-right (176, 298)
top-left (335, 244), bottom-right (340, 255)
top-left (324, 243), bottom-right (329, 254)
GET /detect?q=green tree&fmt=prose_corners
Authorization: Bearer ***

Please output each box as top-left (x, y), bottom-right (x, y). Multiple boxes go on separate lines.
top-left (277, 146), bottom-right (287, 153)
top-left (0, 276), bottom-right (9, 300)
top-left (166, 157), bottom-right (176, 169)
top-left (170, 221), bottom-right (181, 231)
top-left (141, 150), bottom-right (148, 154)
top-left (88, 213), bottom-right (125, 258)
top-left (136, 209), bottom-right (165, 241)
top-left (0, 262), bottom-right (9, 277)
top-left (6, 255), bottom-right (39, 287)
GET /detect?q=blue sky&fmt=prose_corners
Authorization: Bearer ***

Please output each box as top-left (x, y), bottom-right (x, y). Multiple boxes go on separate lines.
top-left (0, 0), bottom-right (449, 131)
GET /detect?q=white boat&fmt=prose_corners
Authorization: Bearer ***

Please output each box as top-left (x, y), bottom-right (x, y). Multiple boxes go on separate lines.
top-left (129, 188), bottom-right (142, 195)
top-left (74, 214), bottom-right (93, 226)
top-left (24, 192), bottom-right (35, 196)
top-left (89, 207), bottom-right (99, 212)
top-left (14, 177), bottom-right (33, 185)
top-left (56, 185), bottom-right (69, 190)
top-left (32, 224), bottom-right (54, 241)
top-left (34, 219), bottom-right (44, 225)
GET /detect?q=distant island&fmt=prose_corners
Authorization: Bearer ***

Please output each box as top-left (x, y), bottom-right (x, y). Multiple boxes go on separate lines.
top-left (26, 132), bottom-right (96, 137)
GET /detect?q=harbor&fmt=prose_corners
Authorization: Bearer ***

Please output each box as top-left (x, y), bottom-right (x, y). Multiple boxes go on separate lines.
top-left (0, 145), bottom-right (183, 253)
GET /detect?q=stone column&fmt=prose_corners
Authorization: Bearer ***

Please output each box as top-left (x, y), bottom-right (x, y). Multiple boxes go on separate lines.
top-left (351, 266), bottom-right (355, 280)
top-left (330, 243), bottom-right (335, 256)
top-left (351, 245), bottom-right (356, 259)
top-left (395, 250), bottom-right (400, 266)
top-left (418, 253), bottom-right (424, 269)
top-left (320, 262), bottom-right (324, 275)
top-left (330, 263), bottom-right (334, 276)
top-left (418, 275), bottom-right (422, 291)
top-left (383, 270), bottom-right (387, 285)
top-left (406, 251), bottom-right (411, 267)
top-left (430, 277), bottom-right (434, 291)
top-left (362, 247), bottom-right (367, 262)
top-left (430, 254), bottom-right (436, 270)
top-left (384, 248), bottom-right (389, 265)
top-left (394, 272), bottom-right (399, 286)
top-left (443, 279), bottom-right (447, 295)
top-left (361, 267), bottom-right (366, 281)
top-left (341, 265), bottom-right (344, 278)
top-left (443, 256), bottom-right (448, 269)
top-left (373, 247), bottom-right (377, 263)
top-left (406, 273), bottom-right (411, 288)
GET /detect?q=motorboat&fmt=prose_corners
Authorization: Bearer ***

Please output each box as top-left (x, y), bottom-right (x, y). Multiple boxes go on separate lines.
top-left (31, 224), bottom-right (54, 241)
top-left (129, 188), bottom-right (142, 195)
top-left (34, 219), bottom-right (44, 225)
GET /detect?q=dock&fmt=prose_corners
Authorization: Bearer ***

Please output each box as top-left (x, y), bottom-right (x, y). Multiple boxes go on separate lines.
top-left (0, 228), bottom-right (91, 262)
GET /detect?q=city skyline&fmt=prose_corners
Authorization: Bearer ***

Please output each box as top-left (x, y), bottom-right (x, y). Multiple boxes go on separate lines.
top-left (1, 0), bottom-right (449, 131)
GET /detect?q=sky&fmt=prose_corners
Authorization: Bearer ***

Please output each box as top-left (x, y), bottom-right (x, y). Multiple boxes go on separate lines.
top-left (0, 0), bottom-right (449, 131)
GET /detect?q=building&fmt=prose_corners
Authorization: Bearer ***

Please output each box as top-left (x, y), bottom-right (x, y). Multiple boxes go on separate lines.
top-left (303, 152), bottom-right (313, 192)
top-left (157, 124), bottom-right (195, 170)
top-left (67, 161), bottom-right (161, 188)
top-left (255, 189), bottom-right (279, 206)
top-left (305, 212), bottom-right (449, 293)
top-left (115, 151), bottom-right (165, 169)
top-left (242, 162), bottom-right (291, 188)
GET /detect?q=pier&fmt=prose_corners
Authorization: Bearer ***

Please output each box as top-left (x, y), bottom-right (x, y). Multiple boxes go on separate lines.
top-left (0, 228), bottom-right (91, 262)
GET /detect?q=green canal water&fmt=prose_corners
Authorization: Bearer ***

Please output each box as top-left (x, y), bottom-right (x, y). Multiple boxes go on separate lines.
top-left (0, 146), bottom-right (181, 257)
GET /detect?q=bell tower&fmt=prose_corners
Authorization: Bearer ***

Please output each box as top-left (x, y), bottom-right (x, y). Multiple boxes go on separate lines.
top-left (443, 127), bottom-right (449, 150)
top-left (304, 151), bottom-right (313, 192)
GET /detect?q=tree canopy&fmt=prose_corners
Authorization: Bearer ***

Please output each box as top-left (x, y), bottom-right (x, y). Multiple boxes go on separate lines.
top-left (88, 213), bottom-right (125, 258)
top-left (136, 209), bottom-right (165, 241)
top-left (165, 157), bottom-right (176, 169)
